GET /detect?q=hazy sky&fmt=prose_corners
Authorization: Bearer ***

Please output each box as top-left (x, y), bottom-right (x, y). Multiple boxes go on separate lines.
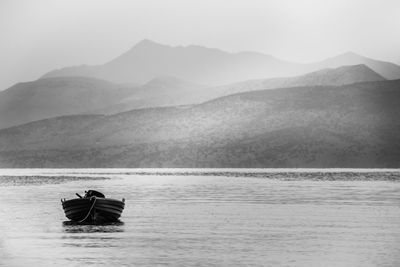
top-left (1, 0), bottom-right (399, 90)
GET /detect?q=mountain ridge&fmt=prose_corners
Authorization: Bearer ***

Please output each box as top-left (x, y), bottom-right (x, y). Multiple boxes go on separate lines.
top-left (1, 79), bottom-right (399, 168)
top-left (0, 76), bottom-right (137, 129)
top-left (43, 39), bottom-right (294, 86)
top-left (41, 39), bottom-right (400, 85)
top-left (214, 64), bottom-right (386, 97)
top-left (313, 51), bottom-right (400, 80)
top-left (0, 74), bottom-right (208, 129)
top-left (0, 64), bottom-right (388, 129)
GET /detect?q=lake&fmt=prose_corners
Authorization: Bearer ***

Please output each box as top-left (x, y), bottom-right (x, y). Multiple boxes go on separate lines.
top-left (1, 169), bottom-right (400, 267)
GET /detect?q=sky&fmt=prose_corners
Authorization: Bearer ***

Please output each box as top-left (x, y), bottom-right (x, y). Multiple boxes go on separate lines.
top-left (1, 0), bottom-right (399, 90)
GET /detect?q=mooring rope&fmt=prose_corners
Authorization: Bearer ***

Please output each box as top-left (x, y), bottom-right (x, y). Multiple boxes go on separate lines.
top-left (79, 197), bottom-right (97, 223)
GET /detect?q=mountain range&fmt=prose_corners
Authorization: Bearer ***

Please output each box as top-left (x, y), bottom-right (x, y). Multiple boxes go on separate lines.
top-left (0, 79), bottom-right (399, 168)
top-left (0, 64), bottom-right (388, 129)
top-left (96, 76), bottom-right (207, 115)
top-left (1, 39), bottom-right (400, 167)
top-left (213, 64), bottom-right (386, 97)
top-left (0, 77), bottom-right (134, 129)
top-left (42, 39), bottom-right (400, 85)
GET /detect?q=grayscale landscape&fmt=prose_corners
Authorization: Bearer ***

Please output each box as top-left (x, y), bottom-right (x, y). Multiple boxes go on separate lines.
top-left (0, 38), bottom-right (400, 168)
top-left (1, 1), bottom-right (400, 266)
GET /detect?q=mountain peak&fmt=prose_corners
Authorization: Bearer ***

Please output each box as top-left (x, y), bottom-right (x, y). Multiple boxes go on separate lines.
top-left (338, 63), bottom-right (372, 71)
top-left (132, 39), bottom-right (164, 49)
top-left (41, 41), bottom-right (400, 85)
top-left (138, 38), bottom-right (153, 44)
top-left (301, 63), bottom-right (386, 85)
top-left (331, 51), bottom-right (366, 61)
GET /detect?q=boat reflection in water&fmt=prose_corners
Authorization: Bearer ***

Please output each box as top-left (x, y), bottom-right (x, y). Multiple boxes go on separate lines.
top-left (62, 221), bottom-right (125, 234)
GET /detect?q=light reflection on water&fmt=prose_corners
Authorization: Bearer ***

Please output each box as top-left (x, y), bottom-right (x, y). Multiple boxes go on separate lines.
top-left (0, 169), bottom-right (400, 267)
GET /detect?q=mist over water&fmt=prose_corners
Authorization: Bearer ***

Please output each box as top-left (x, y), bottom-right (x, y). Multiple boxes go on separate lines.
top-left (1, 169), bottom-right (400, 266)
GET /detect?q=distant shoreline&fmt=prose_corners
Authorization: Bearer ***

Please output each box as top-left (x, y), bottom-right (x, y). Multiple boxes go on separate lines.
top-left (1, 168), bottom-right (399, 175)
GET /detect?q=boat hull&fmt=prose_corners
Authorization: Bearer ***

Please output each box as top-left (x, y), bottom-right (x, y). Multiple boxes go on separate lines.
top-left (62, 197), bottom-right (125, 223)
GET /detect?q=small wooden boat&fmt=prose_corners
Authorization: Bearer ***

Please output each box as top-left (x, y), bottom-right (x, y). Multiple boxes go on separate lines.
top-left (61, 190), bottom-right (125, 223)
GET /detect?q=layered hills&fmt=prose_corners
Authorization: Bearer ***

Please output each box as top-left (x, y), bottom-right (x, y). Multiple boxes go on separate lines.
top-left (214, 64), bottom-right (386, 96)
top-left (0, 77), bottom-right (135, 129)
top-left (0, 75), bottom-right (205, 129)
top-left (97, 76), bottom-right (207, 114)
top-left (313, 52), bottom-right (400, 80)
top-left (42, 39), bottom-right (296, 86)
top-left (1, 79), bottom-right (399, 168)
top-left (0, 64), bottom-right (387, 129)
top-left (1, 40), bottom-right (399, 168)
top-left (42, 40), bottom-right (400, 85)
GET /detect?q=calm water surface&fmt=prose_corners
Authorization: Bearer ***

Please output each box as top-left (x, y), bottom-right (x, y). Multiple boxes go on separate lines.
top-left (1, 169), bottom-right (400, 267)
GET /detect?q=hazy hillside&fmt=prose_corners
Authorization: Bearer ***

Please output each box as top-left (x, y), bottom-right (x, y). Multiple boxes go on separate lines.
top-left (5, 64), bottom-right (382, 129)
top-left (215, 64), bottom-right (386, 96)
top-left (98, 76), bottom-right (207, 114)
top-left (311, 52), bottom-right (400, 80)
top-left (42, 39), bottom-right (298, 86)
top-left (41, 40), bottom-right (400, 85)
top-left (0, 77), bottom-right (137, 129)
top-left (0, 75), bottom-right (207, 128)
top-left (21, 64), bottom-right (385, 124)
top-left (1, 79), bottom-right (399, 168)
